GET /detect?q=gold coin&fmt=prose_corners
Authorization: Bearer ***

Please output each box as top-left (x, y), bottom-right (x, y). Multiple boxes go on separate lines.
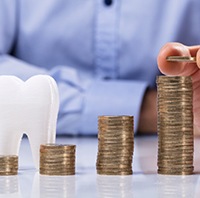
top-left (40, 152), bottom-right (75, 157)
top-left (0, 172), bottom-right (18, 176)
top-left (97, 158), bottom-right (132, 164)
top-left (97, 115), bottom-right (134, 175)
top-left (97, 152), bottom-right (133, 156)
top-left (40, 144), bottom-right (76, 153)
top-left (158, 166), bottom-right (194, 171)
top-left (157, 75), bottom-right (193, 175)
top-left (166, 56), bottom-right (196, 63)
top-left (98, 115), bottom-right (133, 120)
top-left (158, 146), bottom-right (193, 151)
top-left (40, 159), bottom-right (75, 164)
top-left (0, 156), bottom-right (18, 175)
top-left (40, 170), bottom-right (75, 176)
top-left (39, 144), bottom-right (76, 176)
top-left (97, 170), bottom-right (132, 175)
top-left (157, 170), bottom-right (193, 175)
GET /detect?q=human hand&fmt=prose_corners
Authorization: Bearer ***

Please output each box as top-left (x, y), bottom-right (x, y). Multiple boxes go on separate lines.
top-left (157, 42), bottom-right (200, 135)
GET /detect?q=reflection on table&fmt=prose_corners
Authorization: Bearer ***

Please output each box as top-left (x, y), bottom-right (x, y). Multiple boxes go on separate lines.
top-left (0, 135), bottom-right (199, 197)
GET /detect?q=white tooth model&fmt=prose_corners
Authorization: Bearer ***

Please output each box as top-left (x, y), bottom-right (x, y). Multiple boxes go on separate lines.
top-left (0, 75), bottom-right (59, 169)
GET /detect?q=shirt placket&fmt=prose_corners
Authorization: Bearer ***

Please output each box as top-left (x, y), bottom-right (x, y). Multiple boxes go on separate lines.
top-left (94, 0), bottom-right (120, 79)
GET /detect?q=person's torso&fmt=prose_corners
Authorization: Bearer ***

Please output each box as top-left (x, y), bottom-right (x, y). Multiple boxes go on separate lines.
top-left (14, 0), bottom-right (200, 87)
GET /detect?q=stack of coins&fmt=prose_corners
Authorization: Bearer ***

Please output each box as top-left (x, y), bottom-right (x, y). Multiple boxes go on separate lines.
top-left (156, 76), bottom-right (193, 175)
top-left (40, 144), bottom-right (76, 176)
top-left (0, 155), bottom-right (18, 175)
top-left (96, 116), bottom-right (134, 175)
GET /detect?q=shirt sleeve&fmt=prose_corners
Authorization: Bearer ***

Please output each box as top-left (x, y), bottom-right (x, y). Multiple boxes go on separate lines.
top-left (79, 80), bottom-right (148, 135)
top-left (45, 65), bottom-right (148, 135)
top-left (0, 54), bottom-right (148, 135)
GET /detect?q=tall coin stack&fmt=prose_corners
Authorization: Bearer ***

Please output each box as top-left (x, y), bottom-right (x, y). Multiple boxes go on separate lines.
top-left (0, 155), bottom-right (18, 175)
top-left (40, 144), bottom-right (76, 176)
top-left (96, 116), bottom-right (134, 175)
top-left (156, 76), bottom-right (193, 175)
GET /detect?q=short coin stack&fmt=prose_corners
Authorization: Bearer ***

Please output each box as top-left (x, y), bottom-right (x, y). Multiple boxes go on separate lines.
top-left (40, 144), bottom-right (76, 176)
top-left (156, 76), bottom-right (193, 175)
top-left (96, 116), bottom-right (134, 175)
top-left (0, 155), bottom-right (18, 175)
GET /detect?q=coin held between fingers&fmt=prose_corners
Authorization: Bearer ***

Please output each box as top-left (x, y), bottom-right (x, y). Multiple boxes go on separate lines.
top-left (166, 56), bottom-right (196, 63)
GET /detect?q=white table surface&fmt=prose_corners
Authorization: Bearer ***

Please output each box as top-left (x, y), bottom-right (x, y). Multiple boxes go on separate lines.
top-left (1, 135), bottom-right (200, 198)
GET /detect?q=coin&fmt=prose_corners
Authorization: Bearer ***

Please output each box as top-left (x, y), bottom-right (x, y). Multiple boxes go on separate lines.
top-left (97, 170), bottom-right (133, 175)
top-left (40, 170), bottom-right (75, 176)
top-left (0, 155), bottom-right (18, 175)
top-left (156, 76), bottom-right (193, 175)
top-left (166, 56), bottom-right (196, 63)
top-left (157, 169), bottom-right (193, 175)
top-left (96, 116), bottom-right (134, 175)
top-left (40, 144), bottom-right (76, 176)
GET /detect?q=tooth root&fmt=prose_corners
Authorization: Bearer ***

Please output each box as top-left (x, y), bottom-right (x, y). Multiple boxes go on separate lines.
top-left (0, 130), bottom-right (22, 155)
top-left (27, 119), bottom-right (56, 169)
top-left (0, 75), bottom-right (59, 169)
top-left (28, 132), bottom-right (55, 170)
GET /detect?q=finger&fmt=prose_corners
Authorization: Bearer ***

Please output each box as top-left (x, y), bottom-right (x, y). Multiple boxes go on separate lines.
top-left (157, 42), bottom-right (199, 76)
top-left (197, 48), bottom-right (200, 68)
top-left (188, 45), bottom-right (200, 56)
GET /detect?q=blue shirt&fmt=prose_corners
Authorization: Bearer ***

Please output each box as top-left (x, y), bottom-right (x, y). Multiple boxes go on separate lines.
top-left (0, 0), bottom-right (200, 134)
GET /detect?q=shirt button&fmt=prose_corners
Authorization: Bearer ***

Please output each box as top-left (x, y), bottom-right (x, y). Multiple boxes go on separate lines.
top-left (104, 0), bottom-right (112, 6)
